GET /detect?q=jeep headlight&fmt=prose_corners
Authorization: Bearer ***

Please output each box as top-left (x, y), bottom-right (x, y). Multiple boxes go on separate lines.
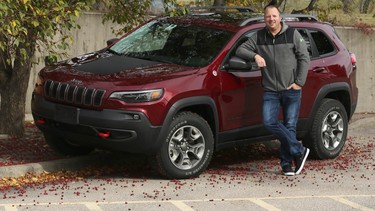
top-left (109, 89), bottom-right (163, 103)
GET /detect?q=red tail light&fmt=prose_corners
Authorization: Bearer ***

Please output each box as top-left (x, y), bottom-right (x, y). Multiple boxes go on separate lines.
top-left (350, 52), bottom-right (356, 64)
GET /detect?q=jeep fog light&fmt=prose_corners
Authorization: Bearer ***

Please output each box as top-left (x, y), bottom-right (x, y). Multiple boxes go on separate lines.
top-left (109, 89), bottom-right (163, 103)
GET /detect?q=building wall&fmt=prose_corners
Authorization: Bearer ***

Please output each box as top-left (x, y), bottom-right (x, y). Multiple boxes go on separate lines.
top-left (335, 27), bottom-right (375, 113)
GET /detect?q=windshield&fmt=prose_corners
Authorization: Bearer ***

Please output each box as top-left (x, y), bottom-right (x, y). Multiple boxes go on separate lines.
top-left (109, 19), bottom-right (234, 67)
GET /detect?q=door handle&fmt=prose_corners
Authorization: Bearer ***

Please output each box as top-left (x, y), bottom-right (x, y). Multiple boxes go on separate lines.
top-left (313, 67), bottom-right (327, 73)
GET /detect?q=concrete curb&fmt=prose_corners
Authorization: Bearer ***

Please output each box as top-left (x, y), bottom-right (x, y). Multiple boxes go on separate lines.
top-left (0, 115), bottom-right (373, 178)
top-left (0, 154), bottom-right (103, 178)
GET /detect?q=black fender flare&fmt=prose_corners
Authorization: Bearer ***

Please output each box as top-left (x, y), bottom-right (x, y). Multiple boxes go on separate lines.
top-left (155, 96), bottom-right (219, 148)
top-left (305, 82), bottom-right (352, 130)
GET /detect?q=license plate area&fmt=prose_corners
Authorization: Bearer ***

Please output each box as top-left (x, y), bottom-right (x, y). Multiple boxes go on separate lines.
top-left (55, 105), bottom-right (79, 124)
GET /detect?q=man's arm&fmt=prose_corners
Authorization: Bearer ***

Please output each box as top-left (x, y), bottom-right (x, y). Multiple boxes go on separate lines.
top-left (235, 35), bottom-right (258, 61)
top-left (236, 34), bottom-right (266, 67)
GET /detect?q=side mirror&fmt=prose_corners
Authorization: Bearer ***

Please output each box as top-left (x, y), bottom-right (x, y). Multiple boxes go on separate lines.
top-left (106, 38), bottom-right (118, 46)
top-left (224, 56), bottom-right (252, 71)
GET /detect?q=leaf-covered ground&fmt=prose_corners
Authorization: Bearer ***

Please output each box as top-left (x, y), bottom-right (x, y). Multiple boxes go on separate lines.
top-left (0, 122), bottom-right (63, 167)
top-left (0, 114), bottom-right (374, 193)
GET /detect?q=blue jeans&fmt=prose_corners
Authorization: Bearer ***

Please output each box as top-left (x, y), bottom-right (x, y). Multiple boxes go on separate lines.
top-left (262, 90), bottom-right (304, 168)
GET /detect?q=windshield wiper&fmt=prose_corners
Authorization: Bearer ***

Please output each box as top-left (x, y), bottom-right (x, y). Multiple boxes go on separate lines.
top-left (130, 55), bottom-right (174, 64)
top-left (106, 48), bottom-right (122, 55)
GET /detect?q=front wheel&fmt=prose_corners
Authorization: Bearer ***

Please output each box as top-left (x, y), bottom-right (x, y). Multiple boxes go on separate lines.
top-left (156, 112), bottom-right (214, 179)
top-left (306, 99), bottom-right (348, 159)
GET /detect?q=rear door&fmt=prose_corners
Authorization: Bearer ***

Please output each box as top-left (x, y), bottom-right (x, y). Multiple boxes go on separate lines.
top-left (295, 27), bottom-right (342, 119)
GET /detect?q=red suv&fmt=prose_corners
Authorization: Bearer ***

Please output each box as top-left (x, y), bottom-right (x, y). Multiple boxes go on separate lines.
top-left (31, 8), bottom-right (358, 179)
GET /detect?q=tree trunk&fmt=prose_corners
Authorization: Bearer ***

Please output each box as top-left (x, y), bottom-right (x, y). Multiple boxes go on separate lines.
top-left (0, 80), bottom-right (27, 137)
top-left (0, 43), bottom-right (34, 137)
top-left (278, 0), bottom-right (287, 12)
top-left (360, 0), bottom-right (373, 13)
top-left (342, 0), bottom-right (351, 13)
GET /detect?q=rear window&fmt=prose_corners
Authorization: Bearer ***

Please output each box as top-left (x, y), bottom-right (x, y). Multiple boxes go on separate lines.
top-left (310, 30), bottom-right (336, 56)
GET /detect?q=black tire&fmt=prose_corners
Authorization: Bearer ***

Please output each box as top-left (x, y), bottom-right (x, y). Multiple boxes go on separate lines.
top-left (306, 99), bottom-right (348, 159)
top-left (44, 133), bottom-right (94, 156)
top-left (156, 112), bottom-right (214, 179)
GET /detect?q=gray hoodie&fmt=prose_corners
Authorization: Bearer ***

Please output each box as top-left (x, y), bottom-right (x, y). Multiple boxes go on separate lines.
top-left (236, 23), bottom-right (310, 92)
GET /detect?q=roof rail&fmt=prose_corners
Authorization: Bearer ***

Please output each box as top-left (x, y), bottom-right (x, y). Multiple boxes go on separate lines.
top-left (187, 6), bottom-right (255, 13)
top-left (283, 14), bottom-right (319, 21)
top-left (239, 17), bottom-right (264, 26)
top-left (240, 14), bottom-right (318, 26)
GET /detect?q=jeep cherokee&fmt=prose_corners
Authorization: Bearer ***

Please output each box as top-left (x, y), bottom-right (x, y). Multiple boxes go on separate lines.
top-left (31, 8), bottom-right (358, 179)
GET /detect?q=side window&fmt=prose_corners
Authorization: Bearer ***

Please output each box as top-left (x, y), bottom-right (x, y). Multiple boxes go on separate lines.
top-left (297, 29), bottom-right (312, 58)
top-left (310, 30), bottom-right (336, 56)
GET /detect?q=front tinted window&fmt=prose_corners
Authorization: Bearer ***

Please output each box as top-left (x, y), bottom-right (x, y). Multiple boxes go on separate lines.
top-left (110, 20), bottom-right (234, 67)
top-left (232, 30), bottom-right (259, 71)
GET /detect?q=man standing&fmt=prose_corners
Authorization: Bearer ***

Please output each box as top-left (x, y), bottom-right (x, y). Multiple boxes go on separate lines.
top-left (236, 5), bottom-right (310, 176)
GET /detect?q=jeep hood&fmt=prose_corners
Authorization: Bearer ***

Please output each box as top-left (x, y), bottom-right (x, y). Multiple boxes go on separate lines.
top-left (71, 51), bottom-right (177, 75)
top-left (43, 51), bottom-right (198, 85)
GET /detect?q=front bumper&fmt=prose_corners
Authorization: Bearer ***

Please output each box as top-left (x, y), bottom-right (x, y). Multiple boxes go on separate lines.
top-left (31, 94), bottom-right (162, 154)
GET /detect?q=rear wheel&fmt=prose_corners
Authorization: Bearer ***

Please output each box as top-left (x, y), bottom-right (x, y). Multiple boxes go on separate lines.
top-left (44, 133), bottom-right (94, 156)
top-left (156, 112), bottom-right (214, 179)
top-left (306, 99), bottom-right (348, 159)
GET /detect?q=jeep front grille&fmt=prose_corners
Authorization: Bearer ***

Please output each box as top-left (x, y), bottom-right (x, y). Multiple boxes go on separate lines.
top-left (44, 80), bottom-right (105, 106)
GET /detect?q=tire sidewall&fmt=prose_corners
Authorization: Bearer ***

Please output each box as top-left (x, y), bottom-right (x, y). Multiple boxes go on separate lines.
top-left (157, 112), bottom-right (214, 179)
top-left (311, 99), bottom-right (348, 159)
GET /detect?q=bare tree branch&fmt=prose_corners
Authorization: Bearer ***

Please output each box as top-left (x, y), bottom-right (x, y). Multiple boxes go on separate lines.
top-left (291, 0), bottom-right (317, 14)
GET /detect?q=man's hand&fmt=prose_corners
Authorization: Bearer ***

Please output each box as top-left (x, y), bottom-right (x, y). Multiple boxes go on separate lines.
top-left (287, 83), bottom-right (302, 90)
top-left (254, 54), bottom-right (266, 68)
